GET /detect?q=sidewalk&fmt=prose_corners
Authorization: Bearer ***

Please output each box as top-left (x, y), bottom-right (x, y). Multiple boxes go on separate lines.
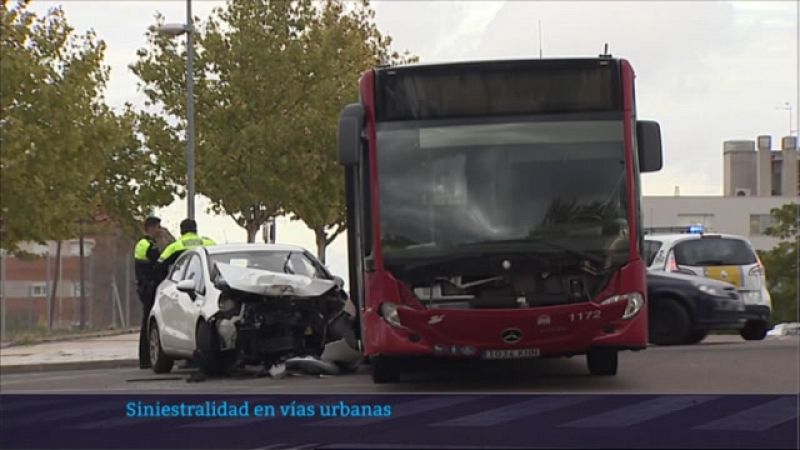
top-left (0, 332), bottom-right (139, 374)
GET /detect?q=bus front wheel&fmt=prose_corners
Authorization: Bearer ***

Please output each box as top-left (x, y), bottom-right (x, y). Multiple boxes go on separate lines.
top-left (587, 348), bottom-right (618, 376)
top-left (372, 356), bottom-right (401, 384)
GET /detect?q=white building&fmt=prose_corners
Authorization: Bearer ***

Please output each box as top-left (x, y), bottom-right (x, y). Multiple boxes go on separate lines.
top-left (641, 196), bottom-right (795, 251)
top-left (642, 134), bottom-right (798, 252)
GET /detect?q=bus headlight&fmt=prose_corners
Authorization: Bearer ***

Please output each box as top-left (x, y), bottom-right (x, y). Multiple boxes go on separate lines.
top-left (600, 292), bottom-right (644, 320)
top-left (380, 302), bottom-right (405, 329)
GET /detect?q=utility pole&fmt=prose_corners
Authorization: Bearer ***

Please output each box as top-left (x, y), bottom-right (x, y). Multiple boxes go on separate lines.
top-left (776, 102), bottom-right (794, 136)
top-left (186, 0), bottom-right (196, 220)
top-left (151, 2), bottom-right (196, 219)
top-left (538, 20), bottom-right (543, 59)
top-left (0, 249), bottom-right (6, 343)
top-left (79, 220), bottom-right (86, 329)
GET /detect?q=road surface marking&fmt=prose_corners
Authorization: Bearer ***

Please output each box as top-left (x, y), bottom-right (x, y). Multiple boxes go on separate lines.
top-left (695, 396), bottom-right (798, 431)
top-left (0, 371), bottom-right (114, 386)
top-left (561, 395), bottom-right (719, 428)
top-left (431, 395), bottom-right (593, 427)
top-left (311, 396), bottom-right (475, 426)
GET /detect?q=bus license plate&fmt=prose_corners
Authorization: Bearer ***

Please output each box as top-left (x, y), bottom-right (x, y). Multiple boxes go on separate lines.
top-left (482, 348), bottom-right (540, 360)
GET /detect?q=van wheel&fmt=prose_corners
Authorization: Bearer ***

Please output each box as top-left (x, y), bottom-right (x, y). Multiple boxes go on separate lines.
top-left (686, 330), bottom-right (708, 345)
top-left (372, 356), bottom-right (400, 384)
top-left (149, 323), bottom-right (174, 374)
top-left (740, 320), bottom-right (769, 341)
top-left (587, 348), bottom-right (618, 376)
top-left (649, 299), bottom-right (692, 345)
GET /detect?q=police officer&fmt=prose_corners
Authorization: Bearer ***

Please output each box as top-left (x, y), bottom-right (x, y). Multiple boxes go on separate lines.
top-left (134, 216), bottom-right (164, 369)
top-left (157, 218), bottom-right (216, 269)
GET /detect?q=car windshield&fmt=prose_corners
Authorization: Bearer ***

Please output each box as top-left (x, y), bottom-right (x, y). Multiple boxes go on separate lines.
top-left (377, 118), bottom-right (630, 268)
top-left (208, 251), bottom-right (323, 279)
top-left (643, 240), bottom-right (662, 266)
top-left (673, 238), bottom-right (757, 266)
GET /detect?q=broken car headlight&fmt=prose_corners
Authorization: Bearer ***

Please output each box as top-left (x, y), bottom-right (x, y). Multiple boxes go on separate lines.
top-left (379, 302), bottom-right (405, 329)
top-left (600, 292), bottom-right (644, 320)
top-left (218, 296), bottom-right (239, 313)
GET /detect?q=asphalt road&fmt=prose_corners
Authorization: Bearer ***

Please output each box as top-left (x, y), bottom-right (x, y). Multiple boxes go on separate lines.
top-left (2, 335), bottom-right (798, 394)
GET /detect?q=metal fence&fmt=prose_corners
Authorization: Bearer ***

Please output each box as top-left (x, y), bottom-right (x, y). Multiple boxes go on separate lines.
top-left (0, 233), bottom-right (142, 343)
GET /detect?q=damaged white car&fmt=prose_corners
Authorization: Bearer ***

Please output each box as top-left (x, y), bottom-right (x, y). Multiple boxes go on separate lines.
top-left (147, 244), bottom-right (357, 376)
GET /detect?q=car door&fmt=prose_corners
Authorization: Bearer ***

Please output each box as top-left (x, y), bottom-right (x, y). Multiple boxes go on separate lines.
top-left (173, 253), bottom-right (206, 354)
top-left (158, 254), bottom-right (191, 352)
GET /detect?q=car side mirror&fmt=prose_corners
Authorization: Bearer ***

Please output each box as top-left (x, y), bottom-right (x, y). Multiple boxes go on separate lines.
top-left (637, 120), bottom-right (663, 173)
top-left (176, 279), bottom-right (197, 299)
top-left (332, 275), bottom-right (345, 289)
top-left (338, 103), bottom-right (364, 167)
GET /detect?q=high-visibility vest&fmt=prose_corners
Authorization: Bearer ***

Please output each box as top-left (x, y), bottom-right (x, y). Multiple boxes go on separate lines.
top-left (158, 232), bottom-right (216, 266)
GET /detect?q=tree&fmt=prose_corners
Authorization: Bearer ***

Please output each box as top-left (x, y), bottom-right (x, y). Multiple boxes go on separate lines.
top-left (1, 0), bottom-right (111, 251)
top-left (758, 202), bottom-right (799, 324)
top-left (131, 0), bottom-right (414, 247)
top-left (93, 108), bottom-right (182, 235)
top-left (1, 1), bottom-right (177, 250)
top-left (288, 0), bottom-right (416, 262)
top-left (132, 1), bottom-right (321, 242)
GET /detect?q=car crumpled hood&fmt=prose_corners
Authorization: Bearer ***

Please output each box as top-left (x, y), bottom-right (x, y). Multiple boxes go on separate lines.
top-left (215, 262), bottom-right (336, 297)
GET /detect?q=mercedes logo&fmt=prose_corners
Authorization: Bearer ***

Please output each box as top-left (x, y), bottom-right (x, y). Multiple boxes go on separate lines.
top-left (501, 328), bottom-right (523, 343)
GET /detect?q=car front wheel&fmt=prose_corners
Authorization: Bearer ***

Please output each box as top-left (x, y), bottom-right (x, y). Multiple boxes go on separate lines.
top-left (649, 299), bottom-right (692, 346)
top-left (740, 320), bottom-right (769, 341)
top-left (686, 330), bottom-right (708, 345)
top-left (195, 320), bottom-right (234, 376)
top-left (149, 322), bottom-right (174, 374)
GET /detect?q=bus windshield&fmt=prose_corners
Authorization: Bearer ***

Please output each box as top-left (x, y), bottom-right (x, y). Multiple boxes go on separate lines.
top-left (377, 117), bottom-right (630, 266)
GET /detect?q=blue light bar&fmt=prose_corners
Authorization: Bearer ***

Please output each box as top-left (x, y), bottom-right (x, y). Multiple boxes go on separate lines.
top-left (688, 225), bottom-right (704, 234)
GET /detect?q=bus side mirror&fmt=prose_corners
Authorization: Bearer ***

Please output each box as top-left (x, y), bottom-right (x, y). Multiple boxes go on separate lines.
top-left (338, 103), bottom-right (365, 167)
top-left (637, 120), bottom-right (663, 173)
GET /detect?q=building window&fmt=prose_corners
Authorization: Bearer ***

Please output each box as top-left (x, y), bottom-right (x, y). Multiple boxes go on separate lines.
top-left (750, 214), bottom-right (777, 236)
top-left (29, 283), bottom-right (47, 297)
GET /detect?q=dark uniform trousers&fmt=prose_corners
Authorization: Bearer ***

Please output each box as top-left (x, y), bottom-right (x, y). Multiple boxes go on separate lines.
top-left (134, 236), bottom-right (161, 368)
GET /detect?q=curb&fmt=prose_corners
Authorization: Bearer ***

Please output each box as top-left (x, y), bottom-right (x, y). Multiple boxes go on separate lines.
top-left (2, 328), bottom-right (139, 348)
top-left (1, 359), bottom-right (139, 374)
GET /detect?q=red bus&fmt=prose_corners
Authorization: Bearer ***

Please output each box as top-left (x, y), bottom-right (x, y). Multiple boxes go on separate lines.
top-left (337, 57), bottom-right (663, 383)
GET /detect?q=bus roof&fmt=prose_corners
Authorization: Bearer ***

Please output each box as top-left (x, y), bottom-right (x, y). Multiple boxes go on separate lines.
top-left (375, 57), bottom-right (624, 73)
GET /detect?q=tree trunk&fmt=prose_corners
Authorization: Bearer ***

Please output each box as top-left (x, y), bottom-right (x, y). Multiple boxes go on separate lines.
top-left (315, 228), bottom-right (327, 265)
top-left (246, 223), bottom-right (258, 243)
top-left (48, 241), bottom-right (62, 330)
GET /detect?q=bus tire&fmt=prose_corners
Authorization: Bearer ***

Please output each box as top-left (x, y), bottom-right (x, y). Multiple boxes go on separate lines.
top-left (372, 356), bottom-right (400, 384)
top-left (587, 348), bottom-right (618, 376)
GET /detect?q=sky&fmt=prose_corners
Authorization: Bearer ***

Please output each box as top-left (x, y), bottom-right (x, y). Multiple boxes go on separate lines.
top-left (25, 0), bottom-right (800, 288)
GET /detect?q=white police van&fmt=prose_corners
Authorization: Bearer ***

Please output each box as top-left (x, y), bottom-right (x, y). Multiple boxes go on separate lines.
top-left (644, 226), bottom-right (772, 340)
